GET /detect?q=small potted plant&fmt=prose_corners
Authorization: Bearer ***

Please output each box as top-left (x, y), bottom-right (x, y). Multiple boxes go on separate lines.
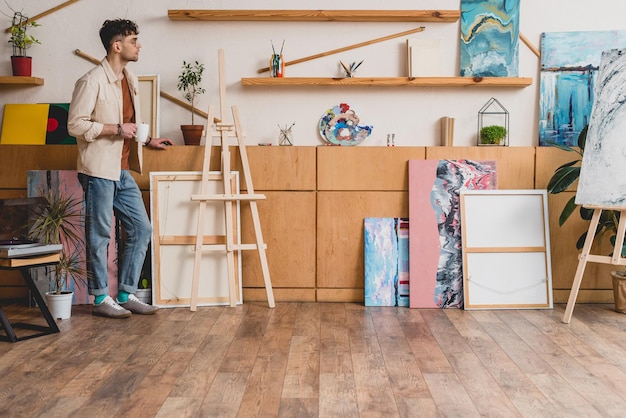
top-left (177, 60), bottom-right (206, 145)
top-left (29, 189), bottom-right (86, 319)
top-left (479, 125), bottom-right (507, 145)
top-left (8, 11), bottom-right (41, 76)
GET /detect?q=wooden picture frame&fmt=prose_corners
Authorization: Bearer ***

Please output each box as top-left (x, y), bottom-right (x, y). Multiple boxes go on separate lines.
top-left (150, 171), bottom-right (241, 307)
top-left (138, 75), bottom-right (159, 138)
top-left (460, 189), bottom-right (553, 310)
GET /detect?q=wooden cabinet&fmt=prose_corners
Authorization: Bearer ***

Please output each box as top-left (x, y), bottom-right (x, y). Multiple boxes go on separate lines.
top-left (0, 144), bottom-right (610, 304)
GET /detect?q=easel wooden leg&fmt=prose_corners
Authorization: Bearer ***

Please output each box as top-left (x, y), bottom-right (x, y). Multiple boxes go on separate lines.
top-left (562, 208), bottom-right (602, 323)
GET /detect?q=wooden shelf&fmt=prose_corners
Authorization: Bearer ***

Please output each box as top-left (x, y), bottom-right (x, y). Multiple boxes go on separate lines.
top-left (168, 9), bottom-right (460, 23)
top-left (0, 76), bottom-right (44, 86)
top-left (240, 77), bottom-right (533, 88)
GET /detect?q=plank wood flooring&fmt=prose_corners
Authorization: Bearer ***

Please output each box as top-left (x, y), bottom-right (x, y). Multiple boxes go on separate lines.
top-left (0, 302), bottom-right (625, 417)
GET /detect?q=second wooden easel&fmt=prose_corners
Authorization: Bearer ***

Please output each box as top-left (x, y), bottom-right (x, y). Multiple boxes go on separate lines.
top-left (189, 49), bottom-right (275, 311)
top-left (562, 205), bottom-right (626, 323)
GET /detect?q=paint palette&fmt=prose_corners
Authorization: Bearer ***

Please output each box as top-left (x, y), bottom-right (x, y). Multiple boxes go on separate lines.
top-left (318, 103), bottom-right (372, 146)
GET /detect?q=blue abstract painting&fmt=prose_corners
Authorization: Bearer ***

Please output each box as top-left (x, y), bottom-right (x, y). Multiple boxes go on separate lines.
top-left (539, 30), bottom-right (626, 146)
top-left (364, 218), bottom-right (409, 307)
top-left (460, 0), bottom-right (519, 77)
top-left (577, 49), bottom-right (626, 207)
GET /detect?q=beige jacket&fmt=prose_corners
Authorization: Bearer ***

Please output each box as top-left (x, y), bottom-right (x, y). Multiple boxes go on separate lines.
top-left (68, 58), bottom-right (143, 181)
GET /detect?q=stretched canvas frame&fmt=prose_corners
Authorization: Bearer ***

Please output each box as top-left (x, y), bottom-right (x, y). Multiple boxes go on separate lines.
top-left (138, 75), bottom-right (159, 138)
top-left (460, 189), bottom-right (553, 310)
top-left (150, 172), bottom-right (242, 307)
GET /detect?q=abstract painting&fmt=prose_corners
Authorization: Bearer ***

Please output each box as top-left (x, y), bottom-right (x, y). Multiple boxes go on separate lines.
top-left (577, 49), bottom-right (626, 207)
top-left (1, 103), bottom-right (77, 145)
top-left (539, 30), bottom-right (626, 146)
top-left (364, 218), bottom-right (409, 307)
top-left (409, 159), bottom-right (497, 309)
top-left (460, 0), bottom-right (519, 77)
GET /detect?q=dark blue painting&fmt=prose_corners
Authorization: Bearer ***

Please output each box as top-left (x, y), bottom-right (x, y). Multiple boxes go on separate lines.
top-left (460, 0), bottom-right (520, 77)
top-left (539, 30), bottom-right (626, 146)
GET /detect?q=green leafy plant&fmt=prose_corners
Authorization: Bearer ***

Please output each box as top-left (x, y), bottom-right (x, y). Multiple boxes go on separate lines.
top-left (546, 126), bottom-right (625, 256)
top-left (29, 189), bottom-right (87, 294)
top-left (479, 125), bottom-right (507, 145)
top-left (8, 11), bottom-right (41, 57)
top-left (177, 60), bottom-right (205, 125)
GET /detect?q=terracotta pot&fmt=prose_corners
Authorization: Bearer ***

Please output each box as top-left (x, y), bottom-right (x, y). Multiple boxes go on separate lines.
top-left (11, 56), bottom-right (32, 77)
top-left (181, 125), bottom-right (204, 145)
top-left (611, 270), bottom-right (626, 313)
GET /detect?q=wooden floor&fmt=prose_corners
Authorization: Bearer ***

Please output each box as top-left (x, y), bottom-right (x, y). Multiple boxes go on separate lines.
top-left (1, 302), bottom-right (626, 417)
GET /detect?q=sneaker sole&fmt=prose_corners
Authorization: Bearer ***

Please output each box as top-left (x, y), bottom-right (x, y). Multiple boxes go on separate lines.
top-left (92, 310), bottom-right (132, 319)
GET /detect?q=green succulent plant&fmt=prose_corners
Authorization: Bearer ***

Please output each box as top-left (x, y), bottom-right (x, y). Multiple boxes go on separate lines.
top-left (479, 125), bottom-right (507, 145)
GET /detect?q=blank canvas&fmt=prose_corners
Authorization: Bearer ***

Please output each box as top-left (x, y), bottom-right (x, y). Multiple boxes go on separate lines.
top-left (150, 172), bottom-right (242, 307)
top-left (460, 189), bottom-right (553, 309)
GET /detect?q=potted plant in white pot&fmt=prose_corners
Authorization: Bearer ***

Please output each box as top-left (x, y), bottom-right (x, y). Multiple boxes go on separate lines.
top-left (29, 189), bottom-right (86, 319)
top-left (8, 11), bottom-right (41, 77)
top-left (547, 126), bottom-right (626, 313)
top-left (177, 60), bottom-right (206, 145)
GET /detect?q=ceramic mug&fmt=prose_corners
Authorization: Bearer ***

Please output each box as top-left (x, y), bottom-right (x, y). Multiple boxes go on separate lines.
top-left (135, 123), bottom-right (150, 144)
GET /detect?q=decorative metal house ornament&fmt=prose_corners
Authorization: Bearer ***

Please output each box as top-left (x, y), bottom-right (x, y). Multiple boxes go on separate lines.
top-left (478, 97), bottom-right (509, 146)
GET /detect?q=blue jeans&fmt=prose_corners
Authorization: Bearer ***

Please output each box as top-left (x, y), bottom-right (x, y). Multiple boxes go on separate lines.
top-left (78, 171), bottom-right (152, 296)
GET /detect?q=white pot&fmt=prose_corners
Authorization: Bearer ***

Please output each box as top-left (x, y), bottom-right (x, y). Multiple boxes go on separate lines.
top-left (45, 291), bottom-right (74, 320)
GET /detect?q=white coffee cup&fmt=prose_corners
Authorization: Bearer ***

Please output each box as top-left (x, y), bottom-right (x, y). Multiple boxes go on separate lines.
top-left (135, 123), bottom-right (150, 144)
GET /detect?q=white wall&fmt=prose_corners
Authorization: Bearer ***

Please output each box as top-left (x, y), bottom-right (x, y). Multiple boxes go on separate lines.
top-left (1, 0), bottom-right (625, 147)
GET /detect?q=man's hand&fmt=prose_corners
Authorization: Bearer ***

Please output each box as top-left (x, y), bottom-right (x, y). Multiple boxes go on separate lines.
top-left (146, 137), bottom-right (174, 149)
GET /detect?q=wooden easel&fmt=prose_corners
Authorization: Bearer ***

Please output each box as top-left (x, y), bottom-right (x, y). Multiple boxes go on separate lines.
top-left (562, 205), bottom-right (626, 323)
top-left (188, 49), bottom-right (275, 311)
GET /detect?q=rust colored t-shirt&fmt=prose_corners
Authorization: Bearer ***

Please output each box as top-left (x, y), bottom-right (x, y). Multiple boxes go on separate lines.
top-left (120, 75), bottom-right (135, 170)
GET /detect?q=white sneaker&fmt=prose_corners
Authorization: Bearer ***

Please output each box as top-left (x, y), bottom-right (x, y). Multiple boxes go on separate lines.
top-left (118, 294), bottom-right (160, 315)
top-left (93, 296), bottom-right (132, 318)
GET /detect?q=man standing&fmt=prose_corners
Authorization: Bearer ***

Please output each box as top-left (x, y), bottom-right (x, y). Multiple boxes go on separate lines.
top-left (68, 19), bottom-right (172, 318)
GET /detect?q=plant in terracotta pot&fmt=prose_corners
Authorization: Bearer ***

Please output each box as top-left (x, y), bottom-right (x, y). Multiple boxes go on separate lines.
top-left (28, 189), bottom-right (86, 319)
top-left (546, 126), bottom-right (626, 313)
top-left (479, 125), bottom-right (507, 145)
top-left (8, 11), bottom-right (41, 77)
top-left (177, 60), bottom-right (206, 145)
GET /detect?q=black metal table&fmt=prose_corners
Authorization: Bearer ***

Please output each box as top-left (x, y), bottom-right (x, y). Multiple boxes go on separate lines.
top-left (0, 254), bottom-right (60, 342)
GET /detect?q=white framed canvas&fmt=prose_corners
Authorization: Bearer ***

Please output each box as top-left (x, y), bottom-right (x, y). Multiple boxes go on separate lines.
top-left (460, 189), bottom-right (553, 309)
top-left (150, 171), bottom-right (242, 307)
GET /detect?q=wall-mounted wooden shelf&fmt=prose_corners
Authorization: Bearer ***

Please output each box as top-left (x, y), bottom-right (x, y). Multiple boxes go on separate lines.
top-left (241, 77), bottom-right (533, 88)
top-left (0, 76), bottom-right (44, 86)
top-left (168, 10), bottom-right (460, 23)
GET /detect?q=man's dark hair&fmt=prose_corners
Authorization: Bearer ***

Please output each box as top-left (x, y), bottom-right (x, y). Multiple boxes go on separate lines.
top-left (99, 19), bottom-right (139, 52)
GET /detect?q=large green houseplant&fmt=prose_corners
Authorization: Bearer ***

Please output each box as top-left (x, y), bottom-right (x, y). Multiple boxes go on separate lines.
top-left (8, 11), bottom-right (40, 76)
top-left (177, 60), bottom-right (206, 145)
top-left (29, 189), bottom-right (87, 319)
top-left (547, 126), bottom-right (626, 312)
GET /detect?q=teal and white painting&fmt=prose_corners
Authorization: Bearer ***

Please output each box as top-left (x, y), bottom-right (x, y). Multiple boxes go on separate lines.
top-left (460, 0), bottom-right (519, 77)
top-left (577, 49), bottom-right (626, 207)
top-left (539, 30), bottom-right (626, 146)
top-left (364, 218), bottom-right (409, 307)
